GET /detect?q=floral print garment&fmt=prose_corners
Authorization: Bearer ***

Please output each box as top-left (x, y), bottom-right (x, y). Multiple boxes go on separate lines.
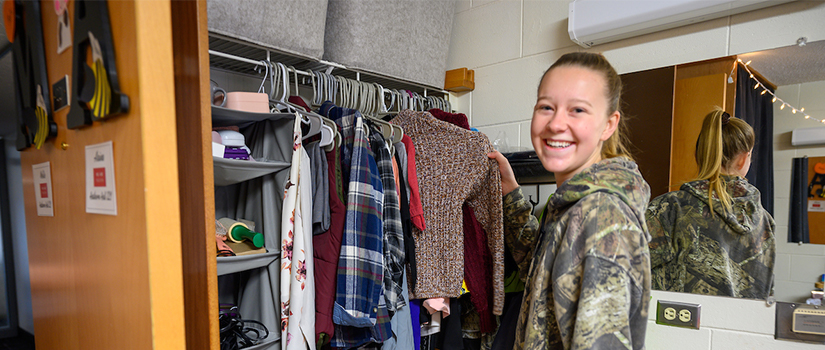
top-left (281, 115), bottom-right (316, 350)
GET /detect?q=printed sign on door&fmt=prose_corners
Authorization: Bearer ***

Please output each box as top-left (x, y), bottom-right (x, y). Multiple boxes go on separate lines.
top-left (32, 162), bottom-right (54, 216)
top-left (85, 141), bottom-right (117, 215)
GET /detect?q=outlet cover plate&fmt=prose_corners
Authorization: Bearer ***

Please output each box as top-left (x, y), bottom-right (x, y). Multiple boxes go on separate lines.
top-left (656, 300), bottom-right (701, 329)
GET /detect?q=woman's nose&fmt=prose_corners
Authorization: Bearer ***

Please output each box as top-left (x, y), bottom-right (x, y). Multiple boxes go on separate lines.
top-left (546, 111), bottom-right (567, 133)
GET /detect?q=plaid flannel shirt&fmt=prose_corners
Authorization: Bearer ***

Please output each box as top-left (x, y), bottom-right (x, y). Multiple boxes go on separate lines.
top-left (368, 124), bottom-right (406, 314)
top-left (326, 103), bottom-right (391, 347)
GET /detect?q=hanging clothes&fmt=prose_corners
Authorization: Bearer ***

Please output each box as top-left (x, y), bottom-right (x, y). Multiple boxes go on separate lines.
top-left (391, 110), bottom-right (505, 315)
top-left (400, 135), bottom-right (427, 233)
top-left (280, 115), bottom-right (316, 350)
top-left (306, 141), bottom-right (331, 235)
top-left (313, 147), bottom-right (346, 347)
top-left (429, 108), bottom-right (497, 333)
top-left (394, 140), bottom-right (419, 290)
top-left (368, 124), bottom-right (406, 314)
top-left (325, 103), bottom-right (392, 348)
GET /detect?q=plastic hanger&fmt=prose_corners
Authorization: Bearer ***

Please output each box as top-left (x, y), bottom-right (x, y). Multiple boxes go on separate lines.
top-left (269, 62), bottom-right (298, 114)
top-left (264, 63), bottom-right (322, 139)
top-left (358, 81), bottom-right (394, 141)
top-left (256, 60), bottom-right (271, 95)
top-left (301, 71), bottom-right (337, 148)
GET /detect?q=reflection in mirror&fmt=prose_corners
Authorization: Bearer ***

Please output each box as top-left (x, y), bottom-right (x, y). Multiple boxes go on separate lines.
top-left (646, 109), bottom-right (775, 300)
top-left (624, 40), bottom-right (825, 303)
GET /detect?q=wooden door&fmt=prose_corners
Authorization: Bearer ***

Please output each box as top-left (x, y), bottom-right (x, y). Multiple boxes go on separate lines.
top-left (622, 66), bottom-right (676, 199)
top-left (18, 1), bottom-right (216, 348)
top-left (671, 73), bottom-right (728, 189)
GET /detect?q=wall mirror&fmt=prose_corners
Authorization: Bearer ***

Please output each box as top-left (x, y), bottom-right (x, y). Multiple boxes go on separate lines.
top-left (623, 39), bottom-right (825, 303)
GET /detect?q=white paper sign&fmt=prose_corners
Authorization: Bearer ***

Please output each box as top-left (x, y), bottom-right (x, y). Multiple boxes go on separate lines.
top-left (56, 8), bottom-right (72, 54)
top-left (85, 141), bottom-right (117, 215)
top-left (32, 162), bottom-right (54, 217)
top-left (809, 200), bottom-right (825, 212)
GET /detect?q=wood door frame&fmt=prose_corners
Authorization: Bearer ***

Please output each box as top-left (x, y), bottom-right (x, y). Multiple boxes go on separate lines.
top-left (171, 1), bottom-right (219, 349)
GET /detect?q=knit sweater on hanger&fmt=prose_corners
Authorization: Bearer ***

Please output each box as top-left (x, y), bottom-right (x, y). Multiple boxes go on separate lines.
top-left (390, 109), bottom-right (505, 315)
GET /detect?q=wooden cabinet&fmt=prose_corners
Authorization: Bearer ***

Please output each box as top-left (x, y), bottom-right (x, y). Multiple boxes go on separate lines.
top-left (622, 57), bottom-right (738, 199)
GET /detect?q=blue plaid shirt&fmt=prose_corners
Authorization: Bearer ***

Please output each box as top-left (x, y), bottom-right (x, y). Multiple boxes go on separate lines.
top-left (368, 125), bottom-right (406, 314)
top-left (323, 102), bottom-right (391, 348)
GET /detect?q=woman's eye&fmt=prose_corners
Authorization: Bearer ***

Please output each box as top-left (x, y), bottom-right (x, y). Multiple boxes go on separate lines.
top-left (572, 107), bottom-right (586, 114)
top-left (539, 105), bottom-right (553, 111)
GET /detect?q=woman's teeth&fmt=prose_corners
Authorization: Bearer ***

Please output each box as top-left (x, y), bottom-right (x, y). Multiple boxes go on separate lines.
top-left (546, 140), bottom-right (572, 148)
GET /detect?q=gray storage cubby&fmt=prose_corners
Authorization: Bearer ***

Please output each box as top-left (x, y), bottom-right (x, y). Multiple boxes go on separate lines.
top-left (214, 106), bottom-right (296, 350)
top-left (323, 0), bottom-right (455, 89)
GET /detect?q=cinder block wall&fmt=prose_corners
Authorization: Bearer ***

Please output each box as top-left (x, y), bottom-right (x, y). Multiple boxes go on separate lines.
top-left (445, 1), bottom-right (825, 348)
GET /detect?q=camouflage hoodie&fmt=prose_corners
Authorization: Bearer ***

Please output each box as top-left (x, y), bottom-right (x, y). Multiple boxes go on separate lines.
top-left (503, 157), bottom-right (651, 350)
top-left (646, 175), bottom-right (775, 299)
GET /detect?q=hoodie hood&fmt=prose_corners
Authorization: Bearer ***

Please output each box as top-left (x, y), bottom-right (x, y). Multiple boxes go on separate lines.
top-left (550, 157), bottom-right (651, 228)
top-left (680, 175), bottom-right (763, 235)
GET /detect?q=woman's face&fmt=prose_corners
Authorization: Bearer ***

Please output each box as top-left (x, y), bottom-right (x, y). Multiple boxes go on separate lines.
top-left (531, 65), bottom-right (619, 184)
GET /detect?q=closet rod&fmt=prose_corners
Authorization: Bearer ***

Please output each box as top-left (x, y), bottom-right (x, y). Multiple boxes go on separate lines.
top-left (209, 49), bottom-right (312, 77)
top-left (208, 49), bottom-right (447, 99)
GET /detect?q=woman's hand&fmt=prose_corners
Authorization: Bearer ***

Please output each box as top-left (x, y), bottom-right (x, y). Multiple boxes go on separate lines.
top-left (488, 151), bottom-right (519, 196)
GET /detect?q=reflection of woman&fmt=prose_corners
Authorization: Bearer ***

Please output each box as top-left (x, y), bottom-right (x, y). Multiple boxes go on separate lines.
top-left (646, 109), bottom-right (775, 299)
top-left (489, 52), bottom-right (651, 350)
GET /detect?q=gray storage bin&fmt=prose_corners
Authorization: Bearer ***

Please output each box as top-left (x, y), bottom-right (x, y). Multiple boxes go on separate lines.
top-left (323, 0), bottom-right (455, 89)
top-left (207, 0), bottom-right (328, 60)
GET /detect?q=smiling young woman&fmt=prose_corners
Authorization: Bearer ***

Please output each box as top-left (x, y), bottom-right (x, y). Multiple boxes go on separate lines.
top-left (489, 52), bottom-right (651, 350)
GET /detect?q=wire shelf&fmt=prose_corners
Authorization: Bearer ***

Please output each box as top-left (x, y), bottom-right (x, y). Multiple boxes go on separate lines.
top-left (208, 34), bottom-right (447, 96)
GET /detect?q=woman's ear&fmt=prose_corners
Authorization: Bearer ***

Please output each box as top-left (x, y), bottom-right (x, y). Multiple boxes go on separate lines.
top-left (735, 151), bottom-right (749, 170)
top-left (600, 111), bottom-right (620, 141)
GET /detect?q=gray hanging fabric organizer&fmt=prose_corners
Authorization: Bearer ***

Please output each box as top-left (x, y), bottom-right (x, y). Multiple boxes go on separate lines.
top-left (207, 0), bottom-right (328, 60)
top-left (214, 108), bottom-right (295, 350)
top-left (323, 0), bottom-right (456, 89)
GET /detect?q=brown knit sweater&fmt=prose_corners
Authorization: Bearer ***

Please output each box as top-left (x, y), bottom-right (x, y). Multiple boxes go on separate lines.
top-left (391, 110), bottom-right (504, 315)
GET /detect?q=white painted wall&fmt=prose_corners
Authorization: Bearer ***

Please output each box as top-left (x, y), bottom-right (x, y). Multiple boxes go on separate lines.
top-left (447, 1), bottom-right (825, 348)
top-left (772, 80), bottom-right (825, 303)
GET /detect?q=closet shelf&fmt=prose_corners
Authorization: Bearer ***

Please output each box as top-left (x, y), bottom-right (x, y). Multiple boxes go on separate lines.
top-left (209, 34), bottom-right (448, 96)
top-left (217, 250), bottom-right (280, 276)
top-left (212, 105), bottom-right (294, 128)
top-left (213, 157), bottom-right (290, 187)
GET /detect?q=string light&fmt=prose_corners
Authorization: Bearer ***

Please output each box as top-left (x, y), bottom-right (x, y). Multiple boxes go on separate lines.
top-left (736, 59), bottom-right (819, 124)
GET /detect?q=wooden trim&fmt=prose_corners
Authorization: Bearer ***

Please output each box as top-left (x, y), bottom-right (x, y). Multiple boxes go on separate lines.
top-left (671, 73), bottom-right (728, 189)
top-left (171, 1), bottom-right (219, 349)
top-left (676, 56), bottom-right (737, 115)
top-left (134, 0), bottom-right (188, 348)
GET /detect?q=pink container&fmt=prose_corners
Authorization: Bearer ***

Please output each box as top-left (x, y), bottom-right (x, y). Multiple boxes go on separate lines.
top-left (224, 92), bottom-right (270, 113)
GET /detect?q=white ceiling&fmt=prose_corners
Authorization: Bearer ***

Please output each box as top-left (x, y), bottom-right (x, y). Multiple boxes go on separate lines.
top-left (738, 39), bottom-right (825, 87)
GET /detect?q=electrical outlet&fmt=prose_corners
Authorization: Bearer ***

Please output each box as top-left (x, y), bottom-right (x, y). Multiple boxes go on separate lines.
top-left (663, 307), bottom-right (676, 320)
top-left (656, 300), bottom-right (701, 329)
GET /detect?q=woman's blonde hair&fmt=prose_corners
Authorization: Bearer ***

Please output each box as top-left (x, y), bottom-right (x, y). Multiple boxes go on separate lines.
top-left (540, 52), bottom-right (633, 161)
top-left (694, 108), bottom-right (755, 214)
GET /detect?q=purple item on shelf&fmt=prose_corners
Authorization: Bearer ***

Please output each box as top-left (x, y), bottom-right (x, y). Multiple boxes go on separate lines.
top-left (224, 146), bottom-right (250, 160)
